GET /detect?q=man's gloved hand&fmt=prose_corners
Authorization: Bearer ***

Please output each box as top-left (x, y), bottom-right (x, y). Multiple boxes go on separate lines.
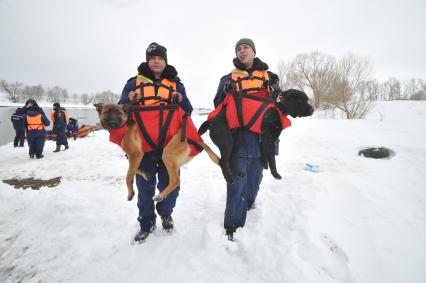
top-left (128, 91), bottom-right (141, 104)
top-left (172, 91), bottom-right (183, 103)
top-left (223, 81), bottom-right (235, 94)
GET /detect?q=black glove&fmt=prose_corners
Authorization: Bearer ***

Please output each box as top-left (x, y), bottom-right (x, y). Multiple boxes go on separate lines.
top-left (223, 81), bottom-right (235, 94)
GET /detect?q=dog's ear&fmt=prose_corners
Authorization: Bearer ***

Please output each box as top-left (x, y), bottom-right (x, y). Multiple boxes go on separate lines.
top-left (94, 103), bottom-right (104, 114)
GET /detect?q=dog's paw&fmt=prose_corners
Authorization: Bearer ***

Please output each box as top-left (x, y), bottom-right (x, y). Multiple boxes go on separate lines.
top-left (127, 192), bottom-right (135, 201)
top-left (272, 171), bottom-right (282, 180)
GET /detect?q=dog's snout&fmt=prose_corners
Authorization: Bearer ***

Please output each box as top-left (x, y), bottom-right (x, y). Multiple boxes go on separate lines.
top-left (107, 119), bottom-right (122, 128)
top-left (306, 106), bottom-right (314, 116)
top-left (101, 108), bottom-right (125, 129)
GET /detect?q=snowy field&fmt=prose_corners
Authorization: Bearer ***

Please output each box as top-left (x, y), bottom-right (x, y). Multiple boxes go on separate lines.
top-left (1, 101), bottom-right (425, 283)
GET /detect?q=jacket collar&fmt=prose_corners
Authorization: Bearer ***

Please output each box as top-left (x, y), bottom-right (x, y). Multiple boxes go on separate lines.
top-left (233, 57), bottom-right (269, 71)
top-left (137, 62), bottom-right (179, 81)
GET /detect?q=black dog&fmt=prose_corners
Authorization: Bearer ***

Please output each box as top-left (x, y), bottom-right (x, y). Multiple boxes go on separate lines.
top-left (199, 89), bottom-right (314, 183)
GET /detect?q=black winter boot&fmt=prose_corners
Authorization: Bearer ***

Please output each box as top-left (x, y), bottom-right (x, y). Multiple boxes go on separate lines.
top-left (64, 144), bottom-right (69, 150)
top-left (53, 145), bottom-right (61, 152)
top-left (134, 225), bottom-right (156, 244)
top-left (226, 228), bottom-right (235, 241)
top-left (161, 215), bottom-right (174, 232)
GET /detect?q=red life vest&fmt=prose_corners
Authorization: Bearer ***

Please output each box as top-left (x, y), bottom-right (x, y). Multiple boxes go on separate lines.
top-left (208, 91), bottom-right (291, 134)
top-left (109, 125), bottom-right (127, 146)
top-left (108, 106), bottom-right (203, 157)
top-left (135, 75), bottom-right (176, 105)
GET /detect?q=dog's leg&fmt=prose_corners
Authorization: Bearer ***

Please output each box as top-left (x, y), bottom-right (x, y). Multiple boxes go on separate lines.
top-left (121, 125), bottom-right (144, 201)
top-left (261, 109), bottom-right (282, 180)
top-left (210, 115), bottom-right (235, 184)
top-left (261, 131), bottom-right (281, 180)
top-left (153, 132), bottom-right (192, 202)
top-left (229, 130), bottom-right (245, 177)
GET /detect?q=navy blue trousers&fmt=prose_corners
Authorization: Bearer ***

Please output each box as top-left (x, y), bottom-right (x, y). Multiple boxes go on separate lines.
top-left (136, 151), bottom-right (180, 232)
top-left (56, 129), bottom-right (68, 146)
top-left (28, 131), bottom-right (46, 157)
top-left (224, 156), bottom-right (263, 231)
top-left (14, 128), bottom-right (25, 147)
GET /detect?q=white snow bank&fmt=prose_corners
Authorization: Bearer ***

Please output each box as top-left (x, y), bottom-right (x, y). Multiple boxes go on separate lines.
top-left (1, 102), bottom-right (425, 283)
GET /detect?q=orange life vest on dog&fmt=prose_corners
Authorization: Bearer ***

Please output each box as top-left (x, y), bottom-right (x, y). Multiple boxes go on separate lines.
top-left (135, 75), bottom-right (176, 105)
top-left (230, 69), bottom-right (270, 97)
top-left (26, 114), bottom-right (46, 131)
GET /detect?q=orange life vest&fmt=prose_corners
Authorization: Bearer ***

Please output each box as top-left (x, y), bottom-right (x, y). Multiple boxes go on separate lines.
top-left (230, 69), bottom-right (270, 96)
top-left (26, 114), bottom-right (46, 131)
top-left (135, 75), bottom-right (176, 105)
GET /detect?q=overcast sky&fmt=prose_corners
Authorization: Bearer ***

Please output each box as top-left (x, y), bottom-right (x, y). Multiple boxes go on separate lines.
top-left (1, 0), bottom-right (425, 107)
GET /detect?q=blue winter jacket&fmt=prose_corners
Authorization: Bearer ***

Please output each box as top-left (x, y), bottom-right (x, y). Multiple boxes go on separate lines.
top-left (11, 107), bottom-right (26, 130)
top-left (213, 74), bottom-right (261, 158)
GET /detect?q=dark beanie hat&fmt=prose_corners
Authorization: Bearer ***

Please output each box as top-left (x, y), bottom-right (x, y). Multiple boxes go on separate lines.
top-left (235, 38), bottom-right (256, 55)
top-left (53, 102), bottom-right (60, 109)
top-left (146, 42), bottom-right (167, 63)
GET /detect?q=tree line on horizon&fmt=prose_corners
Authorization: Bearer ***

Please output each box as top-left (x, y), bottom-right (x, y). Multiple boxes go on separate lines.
top-left (0, 80), bottom-right (119, 105)
top-left (2, 51), bottom-right (426, 119)
top-left (278, 51), bottom-right (426, 119)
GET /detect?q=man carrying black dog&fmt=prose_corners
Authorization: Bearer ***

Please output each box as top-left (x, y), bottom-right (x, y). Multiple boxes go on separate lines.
top-left (213, 38), bottom-right (281, 241)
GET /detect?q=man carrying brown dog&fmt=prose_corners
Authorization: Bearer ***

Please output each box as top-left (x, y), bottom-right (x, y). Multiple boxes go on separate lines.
top-left (119, 42), bottom-right (193, 243)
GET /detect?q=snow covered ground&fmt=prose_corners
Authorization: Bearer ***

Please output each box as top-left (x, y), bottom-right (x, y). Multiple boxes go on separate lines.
top-left (1, 101), bottom-right (425, 283)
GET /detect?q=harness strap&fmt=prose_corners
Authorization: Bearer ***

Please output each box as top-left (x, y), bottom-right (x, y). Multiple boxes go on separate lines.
top-left (233, 95), bottom-right (244, 128)
top-left (180, 113), bottom-right (188, 142)
top-left (244, 101), bottom-right (270, 130)
top-left (157, 108), bottom-right (175, 148)
top-left (128, 104), bottom-right (179, 112)
top-left (243, 92), bottom-right (274, 102)
top-left (139, 83), bottom-right (145, 105)
top-left (133, 112), bottom-right (158, 150)
top-left (187, 139), bottom-right (204, 152)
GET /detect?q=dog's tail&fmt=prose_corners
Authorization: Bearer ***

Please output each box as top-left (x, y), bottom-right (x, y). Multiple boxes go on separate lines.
top-left (198, 120), bottom-right (211, 135)
top-left (199, 141), bottom-right (220, 165)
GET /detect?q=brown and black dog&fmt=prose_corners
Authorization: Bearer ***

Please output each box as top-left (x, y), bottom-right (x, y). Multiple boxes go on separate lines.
top-left (198, 89), bottom-right (314, 183)
top-left (95, 103), bottom-right (219, 202)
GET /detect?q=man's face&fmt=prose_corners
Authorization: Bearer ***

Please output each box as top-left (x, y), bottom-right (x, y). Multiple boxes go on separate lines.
top-left (236, 44), bottom-right (255, 67)
top-left (148, 56), bottom-right (166, 75)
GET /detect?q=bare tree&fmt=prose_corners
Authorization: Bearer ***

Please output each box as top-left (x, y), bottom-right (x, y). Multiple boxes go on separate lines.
top-left (403, 78), bottom-right (423, 100)
top-left (277, 61), bottom-right (298, 91)
top-left (326, 54), bottom-right (375, 119)
top-left (18, 84), bottom-right (44, 102)
top-left (72, 93), bottom-right (79, 104)
top-left (47, 86), bottom-right (68, 103)
top-left (93, 90), bottom-right (119, 104)
top-left (379, 77), bottom-right (401, 100)
top-left (285, 51), bottom-right (336, 108)
top-left (1, 80), bottom-right (23, 102)
top-left (80, 93), bottom-right (93, 105)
